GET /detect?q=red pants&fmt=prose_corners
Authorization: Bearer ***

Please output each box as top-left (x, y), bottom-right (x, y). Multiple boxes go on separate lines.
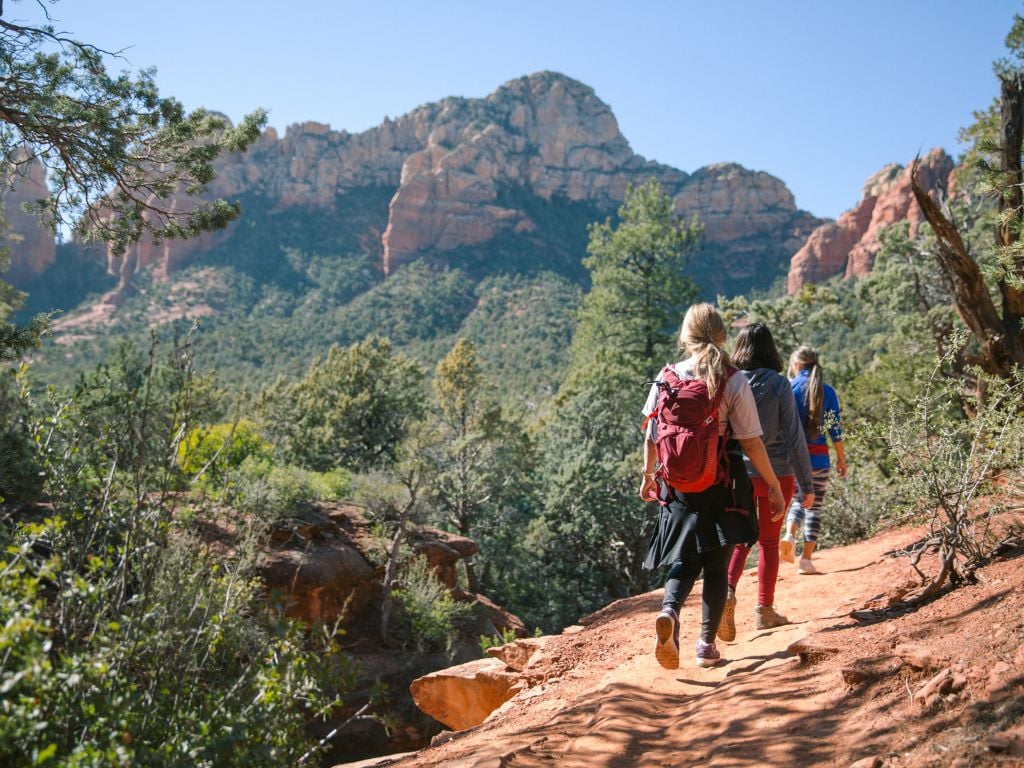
top-left (726, 475), bottom-right (797, 606)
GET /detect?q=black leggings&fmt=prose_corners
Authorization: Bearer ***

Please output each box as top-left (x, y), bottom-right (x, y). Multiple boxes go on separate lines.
top-left (662, 545), bottom-right (732, 644)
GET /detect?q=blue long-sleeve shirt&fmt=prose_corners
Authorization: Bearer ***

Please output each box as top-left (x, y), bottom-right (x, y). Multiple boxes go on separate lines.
top-left (791, 369), bottom-right (843, 470)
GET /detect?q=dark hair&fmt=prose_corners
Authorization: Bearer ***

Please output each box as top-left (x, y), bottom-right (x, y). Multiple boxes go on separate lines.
top-left (732, 322), bottom-right (783, 373)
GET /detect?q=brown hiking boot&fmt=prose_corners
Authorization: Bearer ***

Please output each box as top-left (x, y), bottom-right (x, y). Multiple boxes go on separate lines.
top-left (717, 587), bottom-right (737, 642)
top-left (755, 604), bottom-right (790, 630)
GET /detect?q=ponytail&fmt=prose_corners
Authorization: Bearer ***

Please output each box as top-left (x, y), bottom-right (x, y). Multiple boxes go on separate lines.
top-left (679, 303), bottom-right (731, 397)
top-left (791, 345), bottom-right (823, 436)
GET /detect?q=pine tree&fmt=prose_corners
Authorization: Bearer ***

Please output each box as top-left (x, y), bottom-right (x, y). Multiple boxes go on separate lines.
top-left (572, 178), bottom-right (702, 381)
top-left (427, 339), bottom-right (538, 596)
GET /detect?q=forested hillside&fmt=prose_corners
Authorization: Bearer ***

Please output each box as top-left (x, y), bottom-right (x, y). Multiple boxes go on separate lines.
top-left (9, 70), bottom-right (823, 395)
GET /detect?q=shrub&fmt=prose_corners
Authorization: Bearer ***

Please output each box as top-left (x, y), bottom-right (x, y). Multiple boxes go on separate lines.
top-left (0, 367), bottom-right (42, 503)
top-left (884, 359), bottom-right (1024, 601)
top-left (229, 457), bottom-right (352, 524)
top-left (479, 626), bottom-right (518, 656)
top-left (176, 419), bottom-right (272, 486)
top-left (392, 556), bottom-right (473, 656)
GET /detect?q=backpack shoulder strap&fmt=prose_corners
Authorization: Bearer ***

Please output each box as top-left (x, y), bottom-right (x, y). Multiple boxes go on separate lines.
top-left (641, 364), bottom-right (677, 432)
top-left (660, 364), bottom-right (681, 385)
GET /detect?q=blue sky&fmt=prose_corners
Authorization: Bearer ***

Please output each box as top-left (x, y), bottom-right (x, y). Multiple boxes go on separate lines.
top-left (32, 0), bottom-right (1024, 219)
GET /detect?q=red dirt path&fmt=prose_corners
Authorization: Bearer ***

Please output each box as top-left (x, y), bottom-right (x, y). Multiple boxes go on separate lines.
top-left (338, 522), bottom-right (1024, 768)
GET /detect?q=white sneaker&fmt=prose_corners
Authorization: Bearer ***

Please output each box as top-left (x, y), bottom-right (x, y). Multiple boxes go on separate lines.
top-left (798, 557), bottom-right (821, 575)
top-left (779, 535), bottom-right (795, 564)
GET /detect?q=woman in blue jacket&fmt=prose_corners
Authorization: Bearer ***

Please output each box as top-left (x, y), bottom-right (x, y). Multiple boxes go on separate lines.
top-left (780, 345), bottom-right (847, 575)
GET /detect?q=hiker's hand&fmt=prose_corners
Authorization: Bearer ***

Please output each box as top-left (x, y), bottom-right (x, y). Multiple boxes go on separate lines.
top-left (639, 474), bottom-right (657, 502)
top-left (836, 457), bottom-right (848, 478)
top-left (768, 482), bottom-right (785, 521)
top-left (801, 492), bottom-right (815, 509)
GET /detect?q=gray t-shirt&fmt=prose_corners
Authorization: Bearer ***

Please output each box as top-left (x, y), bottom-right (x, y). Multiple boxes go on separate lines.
top-left (642, 359), bottom-right (762, 441)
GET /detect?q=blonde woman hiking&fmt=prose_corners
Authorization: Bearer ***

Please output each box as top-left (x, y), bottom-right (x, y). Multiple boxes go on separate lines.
top-left (640, 303), bottom-right (785, 669)
top-left (779, 346), bottom-right (847, 575)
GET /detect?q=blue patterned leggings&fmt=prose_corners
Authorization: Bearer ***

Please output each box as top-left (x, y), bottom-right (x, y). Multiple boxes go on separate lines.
top-left (787, 468), bottom-right (831, 543)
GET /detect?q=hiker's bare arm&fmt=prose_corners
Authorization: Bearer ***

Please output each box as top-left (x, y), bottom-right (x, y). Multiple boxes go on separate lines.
top-left (834, 440), bottom-right (847, 478)
top-left (738, 437), bottom-right (786, 520)
top-left (639, 438), bottom-right (657, 500)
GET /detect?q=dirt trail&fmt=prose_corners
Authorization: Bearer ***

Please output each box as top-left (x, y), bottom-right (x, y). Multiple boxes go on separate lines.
top-left (339, 524), bottom-right (1024, 768)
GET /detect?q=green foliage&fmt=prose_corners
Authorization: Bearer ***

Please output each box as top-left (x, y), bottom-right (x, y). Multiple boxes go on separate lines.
top-left (0, 5), bottom-right (265, 251)
top-left (256, 337), bottom-right (425, 473)
top-left (530, 373), bottom-right (651, 630)
top-left (0, 366), bottom-right (42, 502)
top-left (884, 354), bottom-right (1024, 591)
top-left (176, 419), bottom-right (271, 484)
top-left (455, 272), bottom-right (581, 404)
top-left (0, 238), bottom-right (50, 362)
top-left (0, 522), bottom-right (351, 766)
top-left (392, 556), bottom-right (474, 656)
top-left (335, 260), bottom-right (478, 346)
top-left (423, 339), bottom-right (541, 598)
top-left (228, 456), bottom-right (351, 524)
top-left (479, 626), bottom-right (518, 656)
top-left (0, 330), bottom-right (353, 765)
top-left (719, 282), bottom-right (855, 354)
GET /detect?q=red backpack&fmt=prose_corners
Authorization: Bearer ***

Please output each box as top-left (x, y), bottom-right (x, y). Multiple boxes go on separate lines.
top-left (643, 364), bottom-right (736, 493)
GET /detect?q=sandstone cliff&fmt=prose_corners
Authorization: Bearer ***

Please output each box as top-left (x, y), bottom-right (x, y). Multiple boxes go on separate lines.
top-left (787, 148), bottom-right (955, 293)
top-left (10, 71), bottom-right (823, 303)
top-left (1, 157), bottom-right (56, 285)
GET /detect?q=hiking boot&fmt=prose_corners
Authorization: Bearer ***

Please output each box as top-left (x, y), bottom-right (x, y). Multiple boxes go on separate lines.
top-left (779, 535), bottom-right (796, 564)
top-left (695, 638), bottom-right (723, 668)
top-left (717, 586), bottom-right (737, 642)
top-left (798, 557), bottom-right (821, 575)
top-left (755, 604), bottom-right (791, 629)
top-left (654, 608), bottom-right (680, 669)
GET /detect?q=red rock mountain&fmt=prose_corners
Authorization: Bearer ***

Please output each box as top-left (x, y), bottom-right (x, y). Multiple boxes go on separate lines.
top-left (786, 148), bottom-right (955, 293)
top-left (5, 71), bottom-right (823, 302)
top-left (1, 158), bottom-right (56, 285)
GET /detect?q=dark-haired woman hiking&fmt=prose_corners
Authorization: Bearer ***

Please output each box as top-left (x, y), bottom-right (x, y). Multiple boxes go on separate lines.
top-left (779, 345), bottom-right (847, 575)
top-left (717, 323), bottom-right (814, 642)
top-left (640, 303), bottom-right (785, 669)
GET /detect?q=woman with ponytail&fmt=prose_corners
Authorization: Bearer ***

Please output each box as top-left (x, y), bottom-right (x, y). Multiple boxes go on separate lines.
top-left (779, 346), bottom-right (847, 575)
top-left (640, 303), bottom-right (785, 669)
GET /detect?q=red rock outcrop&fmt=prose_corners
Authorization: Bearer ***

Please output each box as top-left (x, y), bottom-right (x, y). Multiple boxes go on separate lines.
top-left (410, 636), bottom-right (553, 731)
top-left (257, 502), bottom-right (522, 640)
top-left (1, 157), bottom-right (56, 284)
top-left (413, 526), bottom-right (479, 590)
top-left (787, 149), bottom-right (955, 293)
top-left (410, 657), bottom-right (525, 731)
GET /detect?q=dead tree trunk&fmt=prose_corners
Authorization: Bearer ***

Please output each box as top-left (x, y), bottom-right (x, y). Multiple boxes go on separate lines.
top-left (379, 485), bottom-right (418, 645)
top-left (910, 163), bottom-right (1020, 375)
top-left (909, 66), bottom-right (1024, 376)
top-left (998, 71), bottom-right (1024, 343)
